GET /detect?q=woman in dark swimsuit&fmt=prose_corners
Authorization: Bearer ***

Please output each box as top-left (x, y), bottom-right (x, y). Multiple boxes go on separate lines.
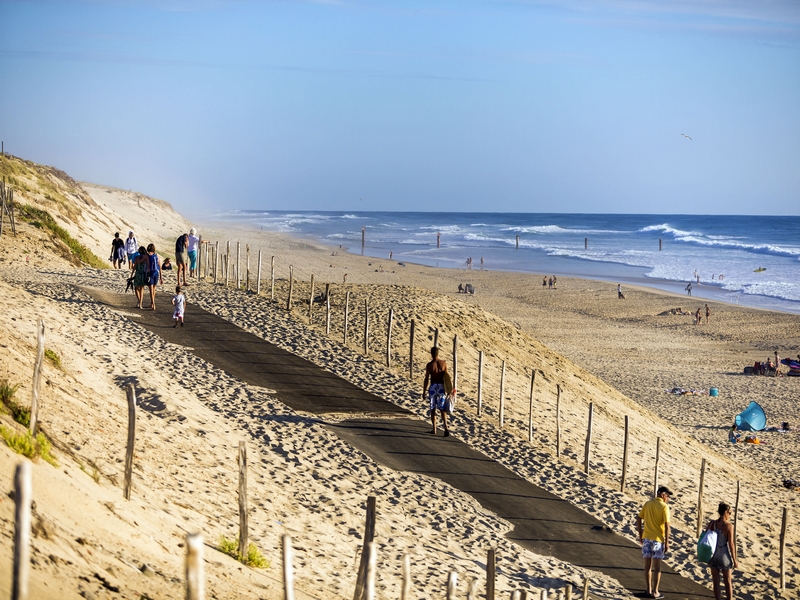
top-left (706, 502), bottom-right (737, 600)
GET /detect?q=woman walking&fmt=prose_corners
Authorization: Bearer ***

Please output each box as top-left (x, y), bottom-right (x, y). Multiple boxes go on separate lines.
top-left (132, 246), bottom-right (148, 309)
top-left (706, 502), bottom-right (738, 600)
top-left (145, 243), bottom-right (162, 311)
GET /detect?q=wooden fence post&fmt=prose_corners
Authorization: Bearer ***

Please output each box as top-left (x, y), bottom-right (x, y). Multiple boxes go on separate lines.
top-left (584, 402), bottom-right (593, 474)
top-left (467, 578), bottom-right (479, 600)
top-left (564, 585), bottom-right (571, 600)
top-left (225, 241), bottom-right (231, 287)
top-left (308, 274), bottom-right (315, 323)
top-left (282, 534), bottom-right (295, 600)
top-left (30, 319), bottom-right (45, 435)
top-left (363, 299), bottom-right (369, 355)
top-left (401, 553), bottom-right (411, 600)
top-left (499, 361), bottom-right (506, 429)
top-left (246, 244), bottom-right (250, 291)
top-left (238, 442), bottom-right (248, 559)
top-left (486, 548), bottom-right (496, 600)
top-left (433, 328), bottom-right (439, 349)
top-left (733, 480), bottom-right (740, 550)
top-left (408, 319), bottom-right (415, 379)
top-left (620, 416), bottom-right (630, 492)
top-left (344, 292), bottom-right (350, 345)
top-left (271, 256), bottom-right (276, 300)
top-left (477, 351), bottom-right (484, 416)
top-left (185, 533), bottom-right (205, 600)
top-left (236, 242), bottom-right (241, 289)
top-left (653, 437), bottom-right (661, 498)
top-left (287, 266), bottom-right (294, 312)
top-left (214, 242), bottom-right (219, 284)
top-left (447, 571), bottom-right (457, 600)
top-left (528, 370), bottom-right (536, 442)
top-left (124, 384), bottom-right (137, 500)
top-left (326, 284), bottom-right (331, 336)
top-left (780, 507), bottom-right (789, 589)
top-left (353, 496), bottom-right (377, 600)
top-left (696, 458), bottom-right (707, 537)
top-left (386, 308), bottom-right (393, 367)
top-left (365, 542), bottom-right (377, 600)
top-left (582, 579), bottom-right (589, 600)
top-left (13, 461), bottom-right (32, 600)
top-left (256, 250), bottom-right (262, 295)
top-left (556, 384), bottom-right (562, 460)
top-left (452, 335), bottom-right (458, 395)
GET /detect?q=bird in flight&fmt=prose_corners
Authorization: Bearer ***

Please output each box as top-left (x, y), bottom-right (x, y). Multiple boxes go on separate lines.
top-left (681, 134), bottom-right (692, 140)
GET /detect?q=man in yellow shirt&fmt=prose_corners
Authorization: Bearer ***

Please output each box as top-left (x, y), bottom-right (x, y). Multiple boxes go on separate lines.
top-left (636, 486), bottom-right (673, 599)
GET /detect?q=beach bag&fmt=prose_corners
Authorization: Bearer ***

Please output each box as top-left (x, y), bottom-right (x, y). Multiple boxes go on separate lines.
top-left (445, 392), bottom-right (456, 414)
top-left (148, 253), bottom-right (160, 276)
top-left (697, 528), bottom-right (717, 563)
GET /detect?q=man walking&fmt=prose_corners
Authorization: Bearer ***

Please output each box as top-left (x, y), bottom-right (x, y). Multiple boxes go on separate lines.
top-left (423, 347), bottom-right (450, 437)
top-left (685, 282), bottom-right (692, 296)
top-left (636, 486), bottom-right (673, 599)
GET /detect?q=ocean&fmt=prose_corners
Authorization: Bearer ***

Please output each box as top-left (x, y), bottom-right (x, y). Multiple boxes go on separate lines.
top-left (216, 211), bottom-right (800, 314)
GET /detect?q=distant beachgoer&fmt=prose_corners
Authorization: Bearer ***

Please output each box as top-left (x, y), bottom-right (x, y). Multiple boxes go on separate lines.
top-left (697, 273), bottom-right (701, 283)
top-left (636, 486), bottom-right (672, 600)
top-left (175, 233), bottom-right (189, 286)
top-left (728, 424), bottom-right (741, 443)
top-left (480, 257), bottom-right (484, 269)
top-left (124, 231), bottom-right (138, 269)
top-left (719, 274), bottom-right (724, 281)
top-left (552, 276), bottom-right (557, 288)
top-left (705, 502), bottom-right (737, 600)
top-left (617, 284), bottom-right (625, 300)
top-left (695, 308), bottom-right (702, 326)
top-left (172, 285), bottom-right (186, 327)
top-left (774, 351), bottom-right (782, 377)
top-left (389, 251), bottom-right (393, 260)
top-left (187, 228), bottom-right (200, 278)
top-left (162, 257), bottom-right (173, 271)
top-left (110, 233), bottom-right (125, 269)
top-left (423, 347), bottom-right (450, 437)
top-left (343, 273), bottom-right (348, 284)
top-left (132, 246), bottom-right (148, 309)
top-left (686, 282), bottom-right (692, 296)
top-left (548, 276), bottom-right (553, 289)
top-left (145, 243), bottom-right (162, 311)
top-left (705, 304), bottom-right (711, 322)
top-left (458, 283), bottom-right (464, 293)
top-left (542, 276), bottom-right (547, 289)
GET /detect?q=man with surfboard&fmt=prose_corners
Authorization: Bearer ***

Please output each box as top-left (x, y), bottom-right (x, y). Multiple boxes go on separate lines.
top-left (423, 346), bottom-right (452, 437)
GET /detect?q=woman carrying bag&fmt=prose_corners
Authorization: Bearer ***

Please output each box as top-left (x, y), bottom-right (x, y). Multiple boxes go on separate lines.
top-left (705, 502), bottom-right (738, 600)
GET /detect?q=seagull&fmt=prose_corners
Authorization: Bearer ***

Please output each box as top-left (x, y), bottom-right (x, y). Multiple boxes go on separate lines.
top-left (681, 134), bottom-right (692, 140)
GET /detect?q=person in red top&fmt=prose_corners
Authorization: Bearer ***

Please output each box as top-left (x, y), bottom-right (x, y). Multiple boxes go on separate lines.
top-left (423, 347), bottom-right (450, 437)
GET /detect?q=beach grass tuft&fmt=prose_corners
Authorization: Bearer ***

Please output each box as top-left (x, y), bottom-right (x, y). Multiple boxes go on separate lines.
top-left (45, 348), bottom-right (62, 369)
top-left (0, 379), bottom-right (30, 427)
top-left (0, 426), bottom-right (58, 466)
top-left (17, 204), bottom-right (107, 269)
top-left (218, 535), bottom-right (270, 568)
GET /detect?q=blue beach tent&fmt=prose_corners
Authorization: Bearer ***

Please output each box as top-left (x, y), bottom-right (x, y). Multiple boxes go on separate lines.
top-left (734, 401), bottom-right (766, 432)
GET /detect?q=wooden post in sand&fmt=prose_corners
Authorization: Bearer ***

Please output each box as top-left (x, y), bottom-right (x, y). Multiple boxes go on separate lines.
top-left (780, 507), bottom-right (789, 589)
top-left (447, 572), bottom-right (457, 600)
top-left (308, 274), bottom-right (315, 323)
top-left (452, 335), bottom-right (458, 395)
top-left (433, 328), bottom-right (439, 349)
top-left (363, 299), bottom-right (369, 355)
top-left (696, 458), bottom-right (707, 537)
top-left (238, 441), bottom-right (248, 560)
top-left (353, 496), bottom-right (377, 600)
top-left (185, 533), bottom-right (205, 600)
top-left (386, 308), bottom-right (393, 367)
top-left (499, 361), bottom-right (506, 429)
top-left (226, 242), bottom-right (231, 287)
top-left (325, 284), bottom-right (331, 336)
top-left (584, 402), bottom-right (593, 474)
top-left (401, 554), bottom-right (411, 600)
top-left (365, 542), bottom-right (377, 600)
top-left (408, 320), bottom-right (415, 379)
top-left (477, 351), bottom-right (484, 416)
top-left (582, 580), bottom-right (589, 600)
top-left (282, 535), bottom-right (295, 600)
top-left (124, 384), bottom-right (137, 500)
top-left (270, 256), bottom-right (276, 300)
top-left (620, 416), bottom-right (630, 493)
top-left (214, 242), bottom-right (219, 284)
top-left (13, 461), bottom-right (32, 600)
top-left (466, 578), bottom-right (479, 600)
top-left (653, 437), bottom-right (661, 498)
top-left (256, 250), bottom-right (262, 295)
top-left (246, 245), bottom-right (251, 291)
top-left (528, 370), bottom-right (536, 442)
top-left (733, 480), bottom-right (740, 549)
top-left (236, 242), bottom-right (241, 289)
top-left (29, 319), bottom-right (45, 435)
top-left (287, 266), bottom-right (294, 312)
top-left (344, 292), bottom-right (350, 345)
top-left (486, 548), bottom-right (496, 600)
top-left (556, 384), bottom-right (562, 460)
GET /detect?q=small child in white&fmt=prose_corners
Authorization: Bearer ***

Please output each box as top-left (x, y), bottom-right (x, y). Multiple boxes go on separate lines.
top-left (172, 285), bottom-right (186, 327)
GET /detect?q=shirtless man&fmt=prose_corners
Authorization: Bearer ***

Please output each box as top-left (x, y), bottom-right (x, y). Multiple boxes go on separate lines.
top-left (705, 304), bottom-right (711, 323)
top-left (423, 347), bottom-right (450, 437)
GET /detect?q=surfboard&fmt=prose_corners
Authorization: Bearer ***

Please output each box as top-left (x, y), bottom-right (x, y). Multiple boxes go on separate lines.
top-left (443, 371), bottom-right (453, 395)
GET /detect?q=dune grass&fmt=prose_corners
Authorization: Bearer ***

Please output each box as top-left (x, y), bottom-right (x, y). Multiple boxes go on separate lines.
top-left (17, 204), bottom-right (107, 269)
top-left (218, 535), bottom-right (270, 568)
top-left (0, 426), bottom-right (58, 466)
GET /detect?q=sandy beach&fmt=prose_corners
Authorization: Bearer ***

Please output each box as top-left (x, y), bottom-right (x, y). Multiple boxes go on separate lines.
top-left (1, 161), bottom-right (799, 599)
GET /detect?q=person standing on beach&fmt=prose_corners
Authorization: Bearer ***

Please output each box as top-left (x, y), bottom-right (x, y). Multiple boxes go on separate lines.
top-left (636, 486), bottom-right (673, 599)
top-left (617, 284), bottom-right (625, 299)
top-left (423, 347), bottom-right (450, 437)
top-left (187, 228), bottom-right (200, 278)
top-left (705, 304), bottom-right (711, 323)
top-left (686, 282), bottom-right (693, 296)
top-left (774, 351), bottom-right (782, 377)
top-left (705, 502), bottom-right (737, 600)
top-left (542, 276), bottom-right (547, 289)
top-left (124, 231), bottom-right (138, 269)
top-left (696, 308), bottom-right (702, 326)
top-left (110, 233), bottom-right (126, 269)
top-left (145, 243), bottom-right (162, 311)
top-left (175, 233), bottom-right (189, 286)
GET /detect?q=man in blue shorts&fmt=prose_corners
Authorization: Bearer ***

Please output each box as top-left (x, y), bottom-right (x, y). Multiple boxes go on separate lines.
top-left (636, 485), bottom-right (672, 599)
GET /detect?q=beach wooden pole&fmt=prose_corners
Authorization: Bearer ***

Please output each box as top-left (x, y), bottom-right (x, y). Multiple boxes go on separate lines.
top-left (246, 244), bottom-right (251, 291)
top-left (308, 274), bottom-right (315, 323)
top-left (653, 437), bottom-right (661, 498)
top-left (282, 535), bottom-right (295, 600)
top-left (236, 242), bottom-right (241, 289)
top-left (408, 319), bottom-right (415, 379)
top-left (564, 585), bottom-right (571, 600)
top-left (271, 256), bottom-right (276, 300)
top-left (326, 285), bottom-right (331, 336)
top-left (620, 416), bottom-right (630, 493)
top-left (185, 533), bottom-right (205, 600)
top-left (466, 577), bottom-right (478, 600)
top-left (401, 553), bottom-right (411, 600)
top-left (584, 402), bottom-right (593, 474)
top-left (452, 335), bottom-right (458, 396)
top-left (386, 308), bottom-right (393, 367)
top-left (124, 384), bottom-right (137, 500)
top-left (353, 496), bottom-right (377, 600)
top-left (8, 188), bottom-right (15, 235)
top-left (733, 480), bottom-right (740, 550)
top-left (779, 507), bottom-right (789, 589)
top-left (287, 266), bottom-right (294, 312)
top-left (696, 458), bottom-right (707, 537)
top-left (447, 572), bottom-right (458, 600)
top-left (582, 579), bottom-right (589, 600)
top-left (365, 542), bottom-right (377, 600)
top-left (214, 242), bottom-right (219, 284)
top-left (13, 461), bottom-right (32, 600)
top-left (238, 441), bottom-right (248, 559)
top-left (226, 241), bottom-right (231, 287)
top-left (433, 327), bottom-right (439, 349)
top-left (486, 548), bottom-right (496, 600)
top-left (29, 319), bottom-right (45, 435)
top-left (556, 384), bottom-right (562, 460)
top-left (499, 361), bottom-right (506, 429)
top-left (344, 292), bottom-right (350, 345)
top-left (477, 351), bottom-right (484, 416)
top-left (363, 299), bottom-right (369, 355)
top-left (528, 370), bottom-right (536, 442)
top-left (256, 250), bottom-right (262, 295)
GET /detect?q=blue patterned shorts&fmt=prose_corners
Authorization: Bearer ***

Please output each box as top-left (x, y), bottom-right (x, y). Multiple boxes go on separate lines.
top-left (641, 538), bottom-right (665, 559)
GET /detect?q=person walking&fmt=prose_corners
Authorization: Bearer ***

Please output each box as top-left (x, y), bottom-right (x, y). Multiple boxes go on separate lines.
top-left (705, 502), bottom-right (737, 600)
top-left (187, 228), bottom-right (200, 278)
top-left (145, 243), bottom-right (162, 311)
top-left (617, 284), bottom-right (625, 299)
top-left (110, 233), bottom-right (125, 269)
top-left (705, 303), bottom-right (711, 323)
top-left (423, 347), bottom-right (450, 437)
top-left (172, 285), bottom-right (186, 327)
top-left (132, 246), bottom-right (148, 309)
top-left (686, 282), bottom-right (692, 296)
top-left (636, 486), bottom-right (673, 599)
top-left (124, 231), bottom-right (138, 269)
top-left (175, 233), bottom-right (189, 286)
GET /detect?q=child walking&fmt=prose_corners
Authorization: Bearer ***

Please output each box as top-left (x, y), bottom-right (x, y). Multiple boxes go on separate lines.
top-left (172, 285), bottom-right (186, 327)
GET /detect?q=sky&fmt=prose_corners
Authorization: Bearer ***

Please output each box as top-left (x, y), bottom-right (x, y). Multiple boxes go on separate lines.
top-left (0, 0), bottom-right (798, 215)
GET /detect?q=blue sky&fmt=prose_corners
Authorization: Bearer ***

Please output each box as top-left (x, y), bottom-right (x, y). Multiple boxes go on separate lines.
top-left (1, 0), bottom-right (798, 215)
